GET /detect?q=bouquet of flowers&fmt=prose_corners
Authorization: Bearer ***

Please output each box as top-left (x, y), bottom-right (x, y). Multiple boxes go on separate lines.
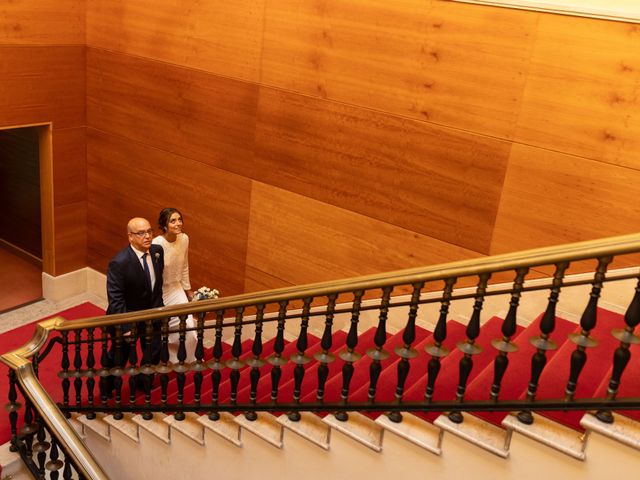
top-left (192, 286), bottom-right (220, 301)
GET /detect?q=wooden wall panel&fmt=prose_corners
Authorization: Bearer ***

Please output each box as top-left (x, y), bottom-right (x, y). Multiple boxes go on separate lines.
top-left (250, 87), bottom-right (511, 253)
top-left (86, 48), bottom-right (259, 168)
top-left (245, 182), bottom-right (488, 293)
top-left (86, 0), bottom-right (264, 82)
top-left (53, 201), bottom-right (87, 274)
top-left (491, 144), bottom-right (640, 258)
top-left (0, 0), bottom-right (85, 44)
top-left (87, 129), bottom-right (252, 296)
top-left (515, 15), bottom-right (640, 168)
top-left (52, 127), bottom-right (86, 207)
top-left (261, 0), bottom-right (536, 138)
top-left (0, 46), bottom-right (85, 129)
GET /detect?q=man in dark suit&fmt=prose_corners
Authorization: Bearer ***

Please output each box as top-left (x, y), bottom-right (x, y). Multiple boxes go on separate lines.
top-left (104, 217), bottom-right (164, 397)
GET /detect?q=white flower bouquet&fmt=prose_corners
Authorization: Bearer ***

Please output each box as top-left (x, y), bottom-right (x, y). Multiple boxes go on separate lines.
top-left (192, 286), bottom-right (220, 301)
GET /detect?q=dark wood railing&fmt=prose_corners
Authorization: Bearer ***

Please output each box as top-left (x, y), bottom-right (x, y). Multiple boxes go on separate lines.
top-left (3, 233), bottom-right (640, 479)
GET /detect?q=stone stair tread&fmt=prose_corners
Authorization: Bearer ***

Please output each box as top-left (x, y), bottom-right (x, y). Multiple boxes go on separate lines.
top-left (164, 412), bottom-right (205, 445)
top-left (103, 413), bottom-right (139, 443)
top-left (197, 412), bottom-right (242, 447)
top-left (132, 413), bottom-right (170, 444)
top-left (434, 412), bottom-right (511, 458)
top-left (581, 412), bottom-right (640, 451)
top-left (277, 411), bottom-right (331, 450)
top-left (235, 412), bottom-right (283, 448)
top-left (503, 412), bottom-right (587, 460)
top-left (375, 412), bottom-right (443, 455)
top-left (323, 411), bottom-right (383, 452)
top-left (77, 413), bottom-right (110, 442)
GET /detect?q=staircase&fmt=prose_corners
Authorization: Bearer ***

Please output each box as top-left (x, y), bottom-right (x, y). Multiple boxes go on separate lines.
top-left (3, 235), bottom-right (640, 479)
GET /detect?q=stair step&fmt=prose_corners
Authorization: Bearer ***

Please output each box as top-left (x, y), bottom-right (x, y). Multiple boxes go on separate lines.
top-left (503, 412), bottom-right (588, 460)
top-left (164, 412), bottom-right (205, 445)
top-left (77, 413), bottom-right (110, 442)
top-left (197, 412), bottom-right (242, 447)
top-left (434, 413), bottom-right (511, 458)
top-left (132, 413), bottom-right (170, 444)
top-left (277, 411), bottom-right (331, 450)
top-left (375, 412), bottom-right (443, 455)
top-left (103, 413), bottom-right (139, 443)
top-left (581, 412), bottom-right (640, 451)
top-left (323, 412), bottom-right (384, 452)
top-left (235, 412), bottom-right (283, 448)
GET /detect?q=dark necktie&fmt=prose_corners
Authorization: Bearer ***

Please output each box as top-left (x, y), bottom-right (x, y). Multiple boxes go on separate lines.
top-left (142, 253), bottom-right (152, 290)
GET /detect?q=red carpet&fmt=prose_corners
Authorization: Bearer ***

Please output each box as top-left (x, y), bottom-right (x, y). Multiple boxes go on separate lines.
top-left (0, 302), bottom-right (105, 445)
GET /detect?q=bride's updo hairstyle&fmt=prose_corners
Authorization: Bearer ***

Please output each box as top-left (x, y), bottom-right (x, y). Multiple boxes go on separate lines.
top-left (158, 207), bottom-right (183, 233)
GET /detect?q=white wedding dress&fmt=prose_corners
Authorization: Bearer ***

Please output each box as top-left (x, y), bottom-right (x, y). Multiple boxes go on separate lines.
top-left (152, 233), bottom-right (197, 364)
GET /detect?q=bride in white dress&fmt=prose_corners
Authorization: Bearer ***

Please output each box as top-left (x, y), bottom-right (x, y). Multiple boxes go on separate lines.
top-left (153, 208), bottom-right (197, 364)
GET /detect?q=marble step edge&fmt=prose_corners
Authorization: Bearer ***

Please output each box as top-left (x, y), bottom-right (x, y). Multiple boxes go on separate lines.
top-left (375, 413), bottom-right (443, 455)
top-left (235, 412), bottom-right (284, 449)
top-left (197, 412), bottom-right (242, 447)
top-left (103, 413), bottom-right (139, 443)
top-left (163, 412), bottom-right (204, 446)
top-left (0, 440), bottom-right (29, 478)
top-left (581, 412), bottom-right (640, 451)
top-left (434, 413), bottom-right (511, 458)
top-left (502, 412), bottom-right (588, 460)
top-left (323, 412), bottom-right (384, 452)
top-left (278, 412), bottom-right (331, 450)
top-left (132, 413), bottom-right (170, 444)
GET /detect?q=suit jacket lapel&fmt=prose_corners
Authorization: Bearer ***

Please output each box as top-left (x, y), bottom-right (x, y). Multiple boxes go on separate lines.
top-left (128, 246), bottom-right (151, 293)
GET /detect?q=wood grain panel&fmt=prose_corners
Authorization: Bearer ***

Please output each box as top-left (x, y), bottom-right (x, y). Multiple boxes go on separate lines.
top-left (52, 127), bottom-right (86, 207)
top-left (86, 48), bottom-right (259, 168)
top-left (245, 181), bottom-right (490, 294)
top-left (250, 87), bottom-right (511, 253)
top-left (0, 46), bottom-right (85, 129)
top-left (261, 0), bottom-right (536, 138)
top-left (491, 144), bottom-right (640, 264)
top-left (86, 0), bottom-right (264, 82)
top-left (0, 0), bottom-right (84, 44)
top-left (86, 129), bottom-right (251, 295)
top-left (53, 200), bottom-right (87, 274)
top-left (515, 15), bottom-right (640, 168)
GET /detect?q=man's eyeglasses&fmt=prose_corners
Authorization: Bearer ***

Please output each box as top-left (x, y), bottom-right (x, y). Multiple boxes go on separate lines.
top-left (130, 229), bottom-right (154, 238)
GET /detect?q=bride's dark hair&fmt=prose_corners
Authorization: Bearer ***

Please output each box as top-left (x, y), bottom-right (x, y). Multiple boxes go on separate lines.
top-left (158, 207), bottom-right (183, 233)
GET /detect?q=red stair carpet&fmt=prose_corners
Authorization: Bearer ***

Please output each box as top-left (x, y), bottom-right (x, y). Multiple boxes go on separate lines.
top-left (0, 302), bottom-right (105, 445)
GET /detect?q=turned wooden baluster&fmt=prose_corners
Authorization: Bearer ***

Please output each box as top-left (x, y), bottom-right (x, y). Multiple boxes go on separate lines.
top-left (490, 268), bottom-right (528, 400)
top-left (60, 331), bottom-right (71, 413)
top-left (72, 330), bottom-right (83, 410)
top-left (46, 437), bottom-right (63, 479)
top-left (366, 286), bottom-right (393, 401)
top-left (141, 320), bottom-right (155, 420)
top-left (207, 310), bottom-right (225, 421)
top-left (85, 328), bottom-right (96, 419)
top-left (6, 370), bottom-right (21, 451)
top-left (316, 293), bottom-right (338, 402)
top-left (158, 318), bottom-right (171, 407)
top-left (227, 307), bottom-right (245, 406)
top-left (565, 257), bottom-right (612, 401)
top-left (517, 261), bottom-right (569, 424)
top-left (111, 325), bottom-right (126, 414)
top-left (99, 326), bottom-right (110, 404)
top-left (174, 314), bottom-right (190, 421)
top-left (62, 452), bottom-right (73, 480)
top-left (22, 398), bottom-right (35, 458)
top-left (268, 301), bottom-right (288, 403)
top-left (596, 274), bottom-right (640, 423)
top-left (245, 304), bottom-right (265, 421)
top-left (288, 297), bottom-right (314, 422)
top-left (192, 312), bottom-right (208, 407)
top-left (126, 323), bottom-right (139, 409)
top-left (448, 273), bottom-right (491, 424)
top-left (424, 278), bottom-right (457, 408)
top-left (388, 283), bottom-right (423, 423)
top-left (33, 415), bottom-right (49, 476)
top-left (334, 290), bottom-right (365, 422)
